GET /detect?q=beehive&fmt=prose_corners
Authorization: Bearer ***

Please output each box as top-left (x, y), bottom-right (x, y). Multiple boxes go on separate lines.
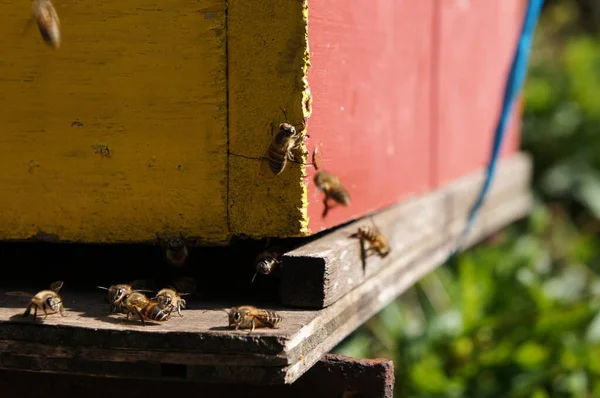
top-left (0, 0), bottom-right (525, 244)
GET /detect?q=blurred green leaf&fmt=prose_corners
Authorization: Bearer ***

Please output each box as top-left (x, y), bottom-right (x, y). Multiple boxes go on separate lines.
top-left (514, 342), bottom-right (550, 370)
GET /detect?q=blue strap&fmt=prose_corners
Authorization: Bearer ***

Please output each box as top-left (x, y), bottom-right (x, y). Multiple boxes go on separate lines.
top-left (453, 0), bottom-right (544, 255)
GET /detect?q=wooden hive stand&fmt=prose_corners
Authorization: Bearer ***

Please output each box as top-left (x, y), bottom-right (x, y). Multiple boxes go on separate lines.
top-left (0, 0), bottom-right (530, 397)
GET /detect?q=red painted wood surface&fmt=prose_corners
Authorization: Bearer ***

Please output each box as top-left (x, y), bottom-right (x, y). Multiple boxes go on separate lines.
top-left (306, 0), bottom-right (435, 233)
top-left (435, 0), bottom-right (525, 186)
top-left (305, 0), bottom-right (525, 233)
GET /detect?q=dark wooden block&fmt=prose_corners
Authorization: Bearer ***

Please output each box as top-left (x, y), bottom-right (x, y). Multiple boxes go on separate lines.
top-left (0, 354), bottom-right (394, 398)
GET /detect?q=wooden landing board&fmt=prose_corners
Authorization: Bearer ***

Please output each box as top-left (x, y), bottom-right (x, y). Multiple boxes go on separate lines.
top-left (0, 153), bottom-right (531, 386)
top-left (0, 354), bottom-right (394, 398)
top-left (281, 152), bottom-right (532, 308)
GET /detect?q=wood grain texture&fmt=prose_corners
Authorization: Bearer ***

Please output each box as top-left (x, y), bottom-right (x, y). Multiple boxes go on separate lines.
top-left (227, 0), bottom-right (312, 238)
top-left (0, 0), bottom-right (228, 243)
top-left (305, 0), bottom-right (435, 234)
top-left (435, 0), bottom-right (525, 186)
top-left (281, 152), bottom-right (532, 308)
top-left (0, 153), bottom-right (532, 385)
top-left (0, 354), bottom-right (394, 398)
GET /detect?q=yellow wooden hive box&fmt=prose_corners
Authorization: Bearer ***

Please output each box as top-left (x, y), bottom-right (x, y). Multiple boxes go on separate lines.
top-left (0, 0), bottom-right (313, 244)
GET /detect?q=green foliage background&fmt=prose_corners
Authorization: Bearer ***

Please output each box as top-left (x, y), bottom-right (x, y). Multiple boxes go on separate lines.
top-left (333, 2), bottom-right (600, 397)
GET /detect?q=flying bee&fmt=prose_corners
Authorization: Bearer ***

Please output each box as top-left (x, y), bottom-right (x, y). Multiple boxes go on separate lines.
top-left (314, 170), bottom-right (351, 217)
top-left (251, 250), bottom-right (282, 283)
top-left (6, 281), bottom-right (65, 322)
top-left (263, 109), bottom-right (308, 176)
top-left (31, 0), bottom-right (61, 48)
top-left (156, 233), bottom-right (190, 267)
top-left (227, 306), bottom-right (282, 332)
top-left (153, 288), bottom-right (189, 318)
top-left (350, 225), bottom-right (391, 258)
top-left (121, 291), bottom-right (169, 326)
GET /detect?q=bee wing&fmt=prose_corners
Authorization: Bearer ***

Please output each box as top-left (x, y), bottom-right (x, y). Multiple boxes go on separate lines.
top-left (50, 281), bottom-right (64, 292)
top-left (368, 216), bottom-right (384, 235)
top-left (5, 291), bottom-right (34, 298)
top-left (127, 294), bottom-right (149, 308)
top-left (260, 143), bottom-right (274, 177)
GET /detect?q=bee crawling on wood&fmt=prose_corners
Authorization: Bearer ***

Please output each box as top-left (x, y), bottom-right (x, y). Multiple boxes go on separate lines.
top-left (350, 225), bottom-right (391, 258)
top-left (263, 109), bottom-right (308, 176)
top-left (156, 232), bottom-right (190, 267)
top-left (227, 306), bottom-right (282, 332)
top-left (120, 291), bottom-right (169, 326)
top-left (153, 287), bottom-right (189, 318)
top-left (251, 250), bottom-right (282, 283)
top-left (6, 281), bottom-right (65, 322)
top-left (30, 0), bottom-right (61, 48)
top-left (97, 281), bottom-right (154, 315)
top-left (314, 170), bottom-right (351, 218)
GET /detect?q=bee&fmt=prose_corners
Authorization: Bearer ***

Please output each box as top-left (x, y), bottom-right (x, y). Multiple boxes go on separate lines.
top-left (97, 282), bottom-right (153, 314)
top-left (153, 288), bottom-right (188, 318)
top-left (263, 109), bottom-right (308, 176)
top-left (350, 226), bottom-right (391, 258)
top-left (121, 291), bottom-right (169, 326)
top-left (227, 306), bottom-right (282, 332)
top-left (314, 170), bottom-right (351, 217)
top-left (156, 233), bottom-right (190, 267)
top-left (6, 281), bottom-right (65, 322)
top-left (32, 0), bottom-right (61, 48)
top-left (251, 250), bottom-right (282, 283)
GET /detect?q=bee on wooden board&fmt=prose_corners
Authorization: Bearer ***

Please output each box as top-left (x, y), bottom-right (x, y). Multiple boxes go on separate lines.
top-left (120, 291), bottom-right (169, 326)
top-left (31, 0), bottom-right (61, 48)
top-left (97, 282), bottom-right (154, 314)
top-left (153, 288), bottom-right (189, 318)
top-left (156, 233), bottom-right (190, 267)
top-left (251, 250), bottom-right (282, 283)
top-left (350, 224), bottom-right (391, 258)
top-left (262, 109), bottom-right (308, 176)
top-left (314, 170), bottom-right (351, 218)
top-left (6, 281), bottom-right (65, 322)
top-left (227, 306), bottom-right (282, 332)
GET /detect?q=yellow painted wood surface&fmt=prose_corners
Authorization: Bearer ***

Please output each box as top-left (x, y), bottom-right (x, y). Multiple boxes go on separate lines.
top-left (0, 0), bottom-right (229, 242)
top-left (227, 0), bottom-right (311, 238)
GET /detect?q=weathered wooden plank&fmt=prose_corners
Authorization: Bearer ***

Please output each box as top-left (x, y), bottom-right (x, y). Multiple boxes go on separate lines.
top-left (0, 354), bottom-right (394, 398)
top-left (281, 152), bottom-right (532, 308)
top-left (0, 0), bottom-right (229, 243)
top-left (0, 152), bottom-right (531, 385)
